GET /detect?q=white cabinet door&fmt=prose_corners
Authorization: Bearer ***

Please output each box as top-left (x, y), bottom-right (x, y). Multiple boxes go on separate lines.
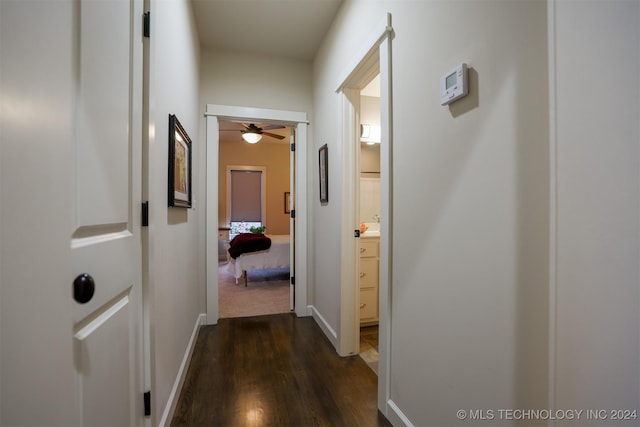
top-left (70, 0), bottom-right (144, 425)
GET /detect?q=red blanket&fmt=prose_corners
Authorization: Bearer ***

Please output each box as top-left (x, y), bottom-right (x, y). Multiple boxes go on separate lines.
top-left (228, 233), bottom-right (272, 259)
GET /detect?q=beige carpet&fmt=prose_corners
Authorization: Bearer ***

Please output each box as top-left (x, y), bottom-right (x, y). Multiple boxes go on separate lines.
top-left (218, 261), bottom-right (291, 318)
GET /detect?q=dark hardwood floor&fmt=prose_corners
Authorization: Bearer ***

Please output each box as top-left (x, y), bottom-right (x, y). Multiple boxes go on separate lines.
top-left (171, 313), bottom-right (391, 427)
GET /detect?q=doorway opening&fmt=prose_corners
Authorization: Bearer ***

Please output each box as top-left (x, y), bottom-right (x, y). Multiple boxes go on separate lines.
top-left (217, 122), bottom-right (292, 318)
top-left (357, 74), bottom-right (381, 374)
top-left (335, 12), bottom-right (393, 415)
top-left (204, 104), bottom-right (309, 325)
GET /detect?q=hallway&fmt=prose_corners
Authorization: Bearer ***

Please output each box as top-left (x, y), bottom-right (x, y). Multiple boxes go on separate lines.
top-left (171, 314), bottom-right (390, 426)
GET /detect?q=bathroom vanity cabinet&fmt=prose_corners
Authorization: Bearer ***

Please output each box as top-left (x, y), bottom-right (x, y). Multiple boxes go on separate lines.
top-left (359, 235), bottom-right (379, 325)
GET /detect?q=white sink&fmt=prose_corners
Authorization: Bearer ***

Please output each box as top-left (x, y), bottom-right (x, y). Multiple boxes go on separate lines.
top-left (361, 222), bottom-right (380, 237)
top-left (361, 230), bottom-right (380, 238)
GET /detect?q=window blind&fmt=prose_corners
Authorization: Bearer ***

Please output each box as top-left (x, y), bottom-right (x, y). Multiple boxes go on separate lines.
top-left (230, 170), bottom-right (262, 222)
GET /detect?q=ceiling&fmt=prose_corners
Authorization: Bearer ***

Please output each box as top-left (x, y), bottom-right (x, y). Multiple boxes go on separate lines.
top-left (191, 0), bottom-right (344, 61)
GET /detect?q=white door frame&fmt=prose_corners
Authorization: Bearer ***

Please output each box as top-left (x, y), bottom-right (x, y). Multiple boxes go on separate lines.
top-left (289, 127), bottom-right (297, 311)
top-left (204, 104), bottom-right (310, 324)
top-left (335, 13), bottom-right (394, 416)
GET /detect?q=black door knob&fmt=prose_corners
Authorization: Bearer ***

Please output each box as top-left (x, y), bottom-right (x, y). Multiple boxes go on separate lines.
top-left (73, 273), bottom-right (95, 304)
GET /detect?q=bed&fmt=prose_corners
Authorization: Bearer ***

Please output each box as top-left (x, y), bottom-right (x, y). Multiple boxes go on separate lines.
top-left (227, 234), bottom-right (290, 285)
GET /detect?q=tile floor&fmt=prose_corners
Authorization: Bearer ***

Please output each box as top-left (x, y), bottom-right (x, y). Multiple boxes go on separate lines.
top-left (359, 325), bottom-right (379, 374)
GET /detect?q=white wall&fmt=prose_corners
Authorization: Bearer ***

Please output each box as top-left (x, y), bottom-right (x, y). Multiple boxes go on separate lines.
top-left (361, 95), bottom-right (381, 127)
top-left (200, 48), bottom-right (313, 113)
top-left (360, 94), bottom-right (381, 174)
top-left (147, 0), bottom-right (202, 423)
top-left (360, 95), bottom-right (381, 223)
top-left (313, 0), bottom-right (549, 425)
top-left (552, 0), bottom-right (640, 420)
top-left (360, 177), bottom-right (380, 224)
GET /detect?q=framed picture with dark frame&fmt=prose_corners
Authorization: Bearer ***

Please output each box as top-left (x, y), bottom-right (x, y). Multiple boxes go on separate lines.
top-left (319, 144), bottom-right (328, 204)
top-left (168, 114), bottom-right (192, 208)
top-left (285, 192), bottom-right (291, 214)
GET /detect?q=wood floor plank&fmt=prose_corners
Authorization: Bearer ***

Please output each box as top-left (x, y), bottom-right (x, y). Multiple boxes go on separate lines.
top-left (171, 313), bottom-right (391, 427)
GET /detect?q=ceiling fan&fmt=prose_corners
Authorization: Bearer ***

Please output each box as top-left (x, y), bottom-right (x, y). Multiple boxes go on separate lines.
top-left (237, 123), bottom-right (286, 143)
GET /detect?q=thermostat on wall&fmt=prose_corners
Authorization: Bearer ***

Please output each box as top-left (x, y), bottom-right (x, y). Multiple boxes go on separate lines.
top-left (440, 63), bottom-right (469, 106)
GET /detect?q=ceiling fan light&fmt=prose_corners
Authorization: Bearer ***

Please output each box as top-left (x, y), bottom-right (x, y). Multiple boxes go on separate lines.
top-left (242, 132), bottom-right (262, 144)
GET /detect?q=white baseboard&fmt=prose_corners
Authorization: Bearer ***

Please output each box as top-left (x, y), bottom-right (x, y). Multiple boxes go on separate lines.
top-left (159, 312), bottom-right (206, 427)
top-left (296, 304), bottom-right (313, 317)
top-left (310, 305), bottom-right (338, 349)
top-left (386, 399), bottom-right (413, 427)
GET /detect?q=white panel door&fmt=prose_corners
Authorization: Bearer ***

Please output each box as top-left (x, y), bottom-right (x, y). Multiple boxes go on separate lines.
top-left (71, 0), bottom-right (143, 425)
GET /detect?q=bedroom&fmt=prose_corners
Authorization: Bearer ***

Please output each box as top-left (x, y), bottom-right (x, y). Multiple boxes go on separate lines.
top-left (216, 120), bottom-right (293, 318)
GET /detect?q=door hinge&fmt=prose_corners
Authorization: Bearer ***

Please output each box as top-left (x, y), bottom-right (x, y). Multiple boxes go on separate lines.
top-left (144, 391), bottom-right (151, 417)
top-left (142, 201), bottom-right (149, 227)
top-left (354, 229), bottom-right (360, 238)
top-left (290, 209), bottom-right (295, 219)
top-left (143, 12), bottom-right (150, 38)
top-left (291, 143), bottom-right (296, 152)
top-left (291, 276), bottom-right (295, 285)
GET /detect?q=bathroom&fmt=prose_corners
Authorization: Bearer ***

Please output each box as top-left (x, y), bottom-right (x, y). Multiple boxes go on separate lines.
top-left (358, 76), bottom-right (381, 372)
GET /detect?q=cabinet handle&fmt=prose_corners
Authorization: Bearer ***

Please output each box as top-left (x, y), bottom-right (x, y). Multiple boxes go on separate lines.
top-left (360, 303), bottom-right (366, 309)
top-left (360, 272), bottom-right (365, 278)
top-left (360, 248), bottom-right (366, 253)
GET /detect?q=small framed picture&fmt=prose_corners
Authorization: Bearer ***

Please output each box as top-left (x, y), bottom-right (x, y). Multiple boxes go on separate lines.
top-left (319, 144), bottom-right (328, 204)
top-left (168, 114), bottom-right (192, 208)
top-left (285, 192), bottom-right (291, 214)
